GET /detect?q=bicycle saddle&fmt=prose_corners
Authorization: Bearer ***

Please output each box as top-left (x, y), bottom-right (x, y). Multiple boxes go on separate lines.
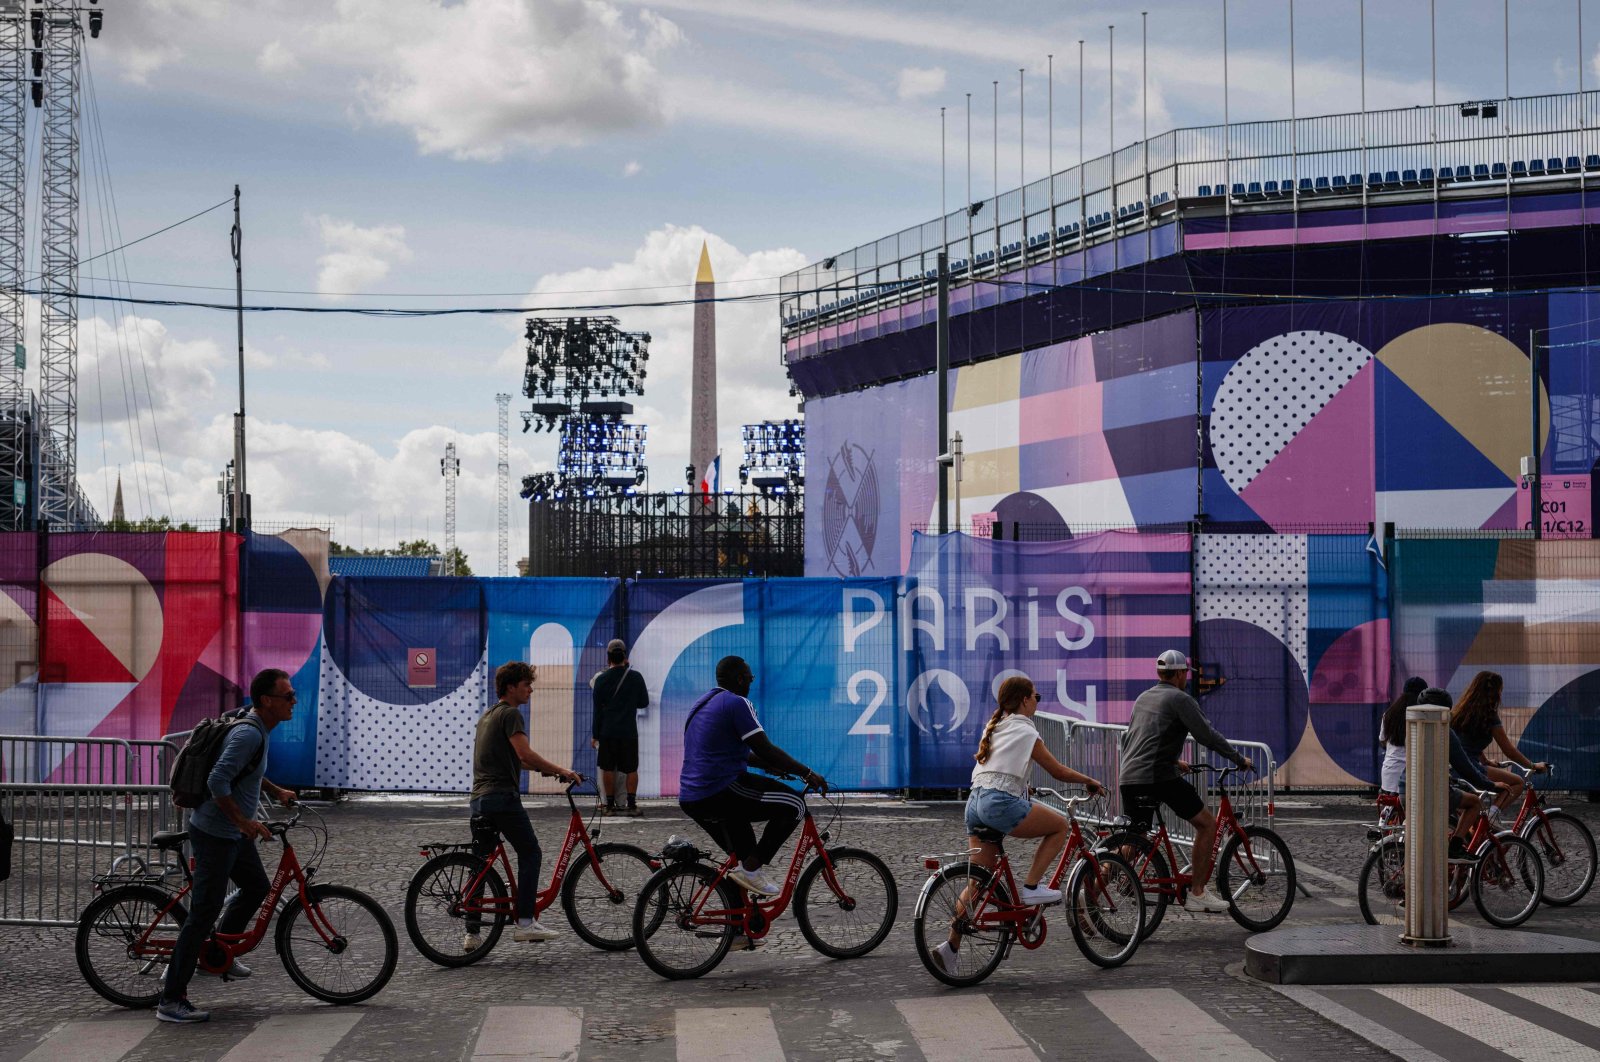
top-left (661, 838), bottom-right (706, 863)
top-left (150, 830), bottom-right (188, 852)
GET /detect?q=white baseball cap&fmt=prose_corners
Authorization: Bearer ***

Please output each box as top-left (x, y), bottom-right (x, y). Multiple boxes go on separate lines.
top-left (1156, 649), bottom-right (1190, 671)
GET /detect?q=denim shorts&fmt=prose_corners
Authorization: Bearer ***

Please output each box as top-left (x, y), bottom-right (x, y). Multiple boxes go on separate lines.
top-left (964, 787), bottom-right (1032, 841)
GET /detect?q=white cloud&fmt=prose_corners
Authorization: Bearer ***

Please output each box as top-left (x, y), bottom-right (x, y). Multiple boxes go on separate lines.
top-left (256, 40), bottom-right (298, 74)
top-left (314, 216), bottom-right (414, 297)
top-left (896, 66), bottom-right (946, 101)
top-left (325, 0), bottom-right (682, 160)
top-left (623, 159), bottom-right (643, 177)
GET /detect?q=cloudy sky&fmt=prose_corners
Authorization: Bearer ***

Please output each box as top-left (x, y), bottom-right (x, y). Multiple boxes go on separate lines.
top-left (54, 0), bottom-right (1594, 569)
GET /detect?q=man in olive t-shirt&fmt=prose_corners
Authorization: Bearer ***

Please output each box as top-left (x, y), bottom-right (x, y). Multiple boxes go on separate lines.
top-left (467, 660), bottom-right (579, 947)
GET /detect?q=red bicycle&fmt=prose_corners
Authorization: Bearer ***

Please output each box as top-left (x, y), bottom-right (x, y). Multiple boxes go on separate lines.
top-left (76, 806), bottom-right (396, 1007)
top-left (404, 780), bottom-right (655, 964)
top-left (1502, 762), bottom-right (1596, 906)
top-left (631, 781), bottom-right (898, 979)
top-left (912, 789), bottom-right (1146, 986)
top-left (1102, 764), bottom-right (1296, 937)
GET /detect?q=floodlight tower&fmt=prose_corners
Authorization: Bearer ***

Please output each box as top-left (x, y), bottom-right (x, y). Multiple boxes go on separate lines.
top-left (496, 392), bottom-right (509, 577)
top-left (441, 441), bottom-right (459, 576)
top-left (34, 0), bottom-right (101, 529)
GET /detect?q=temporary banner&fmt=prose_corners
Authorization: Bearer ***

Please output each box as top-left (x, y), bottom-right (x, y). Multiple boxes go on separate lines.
top-left (903, 531), bottom-right (1192, 787)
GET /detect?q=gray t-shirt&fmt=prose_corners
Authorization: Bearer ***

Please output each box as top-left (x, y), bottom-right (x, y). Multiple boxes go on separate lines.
top-left (472, 701), bottom-right (526, 799)
top-left (1120, 683), bottom-right (1247, 785)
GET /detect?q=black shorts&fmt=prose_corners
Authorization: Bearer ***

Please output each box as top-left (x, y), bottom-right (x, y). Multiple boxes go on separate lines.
top-left (596, 735), bottom-right (639, 773)
top-left (1120, 778), bottom-right (1205, 831)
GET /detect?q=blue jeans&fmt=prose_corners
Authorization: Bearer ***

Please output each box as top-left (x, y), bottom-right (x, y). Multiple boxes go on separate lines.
top-left (161, 826), bottom-right (269, 1004)
top-left (470, 791), bottom-right (541, 923)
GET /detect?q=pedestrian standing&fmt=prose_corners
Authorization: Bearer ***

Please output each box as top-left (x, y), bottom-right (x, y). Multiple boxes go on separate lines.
top-left (157, 668), bottom-right (299, 1024)
top-left (591, 639), bottom-right (648, 816)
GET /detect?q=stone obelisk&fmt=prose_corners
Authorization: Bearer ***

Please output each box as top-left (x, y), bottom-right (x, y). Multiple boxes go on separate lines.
top-left (690, 241), bottom-right (718, 496)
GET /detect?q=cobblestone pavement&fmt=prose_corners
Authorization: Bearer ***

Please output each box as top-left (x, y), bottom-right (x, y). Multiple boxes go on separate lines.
top-left (4, 793), bottom-right (1599, 1060)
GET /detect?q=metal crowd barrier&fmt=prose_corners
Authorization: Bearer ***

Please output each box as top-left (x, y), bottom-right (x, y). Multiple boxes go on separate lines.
top-left (1031, 713), bottom-right (1277, 861)
top-left (0, 734), bottom-right (183, 926)
top-left (0, 783), bottom-right (180, 927)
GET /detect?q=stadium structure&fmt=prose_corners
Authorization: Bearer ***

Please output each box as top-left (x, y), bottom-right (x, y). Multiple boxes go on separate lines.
top-left (784, 90), bottom-right (1600, 578)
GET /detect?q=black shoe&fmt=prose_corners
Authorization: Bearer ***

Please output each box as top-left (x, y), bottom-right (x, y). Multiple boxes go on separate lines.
top-left (1448, 837), bottom-right (1479, 864)
top-left (624, 803), bottom-right (641, 818)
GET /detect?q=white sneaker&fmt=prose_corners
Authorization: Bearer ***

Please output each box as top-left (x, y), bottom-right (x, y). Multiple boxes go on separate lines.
top-left (463, 932), bottom-right (482, 952)
top-left (1019, 883), bottom-right (1064, 906)
top-left (727, 866), bottom-right (782, 896)
top-left (1186, 890), bottom-right (1231, 914)
top-left (932, 940), bottom-right (960, 977)
top-left (512, 919), bottom-right (558, 942)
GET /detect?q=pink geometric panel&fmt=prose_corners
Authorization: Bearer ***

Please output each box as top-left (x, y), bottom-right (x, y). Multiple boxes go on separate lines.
top-left (1018, 382), bottom-right (1103, 445)
top-left (1310, 618), bottom-right (1392, 705)
top-left (1239, 362), bottom-right (1376, 529)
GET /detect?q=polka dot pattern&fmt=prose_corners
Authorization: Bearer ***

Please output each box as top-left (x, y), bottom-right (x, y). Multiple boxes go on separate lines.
top-left (315, 648), bottom-right (489, 791)
top-left (1196, 534), bottom-right (1309, 681)
top-left (1210, 330), bottom-right (1374, 495)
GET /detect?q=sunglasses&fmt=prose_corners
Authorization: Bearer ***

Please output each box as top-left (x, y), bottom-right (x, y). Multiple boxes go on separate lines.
top-left (268, 690), bottom-right (298, 703)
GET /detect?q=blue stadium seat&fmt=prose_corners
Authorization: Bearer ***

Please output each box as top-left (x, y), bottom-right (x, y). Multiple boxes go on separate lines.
top-left (1453, 165), bottom-right (1472, 180)
top-left (1349, 174), bottom-right (1363, 189)
top-left (1314, 176), bottom-right (1331, 192)
top-left (1386, 170), bottom-right (1401, 186)
top-left (1567, 156), bottom-right (1582, 172)
top-left (1198, 184), bottom-right (1212, 196)
top-left (1402, 168), bottom-right (1418, 184)
top-left (1588, 155), bottom-right (1600, 170)
top-left (1299, 177), bottom-right (1315, 194)
top-left (1419, 167), bottom-right (1435, 182)
top-left (1263, 180), bottom-right (1279, 194)
top-left (1549, 157), bottom-right (1566, 173)
top-left (1369, 172), bottom-right (1385, 187)
top-left (1529, 158), bottom-right (1546, 176)
top-left (1231, 182), bottom-right (1246, 196)
top-left (1332, 175), bottom-right (1348, 191)
top-left (1490, 162), bottom-right (1507, 179)
top-left (1510, 161), bottom-right (1527, 178)
top-left (1247, 181), bottom-right (1262, 196)
top-left (1473, 164), bottom-right (1491, 180)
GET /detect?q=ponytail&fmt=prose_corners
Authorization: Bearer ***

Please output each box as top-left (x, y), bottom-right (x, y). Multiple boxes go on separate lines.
top-left (975, 676), bottom-right (1036, 764)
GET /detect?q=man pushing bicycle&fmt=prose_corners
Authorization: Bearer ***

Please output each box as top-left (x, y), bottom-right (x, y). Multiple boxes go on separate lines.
top-left (1119, 650), bottom-right (1253, 914)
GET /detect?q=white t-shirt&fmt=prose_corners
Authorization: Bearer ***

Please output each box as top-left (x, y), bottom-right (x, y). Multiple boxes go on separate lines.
top-left (1380, 739), bottom-right (1406, 793)
top-left (970, 714), bottom-right (1039, 797)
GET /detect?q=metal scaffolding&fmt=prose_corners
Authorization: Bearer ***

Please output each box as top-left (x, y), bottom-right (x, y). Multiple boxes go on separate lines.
top-left (441, 441), bottom-right (459, 576)
top-left (36, 0), bottom-right (81, 528)
top-left (0, 6), bottom-right (23, 530)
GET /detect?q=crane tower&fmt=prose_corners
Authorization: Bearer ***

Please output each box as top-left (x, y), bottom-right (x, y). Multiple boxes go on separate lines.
top-left (441, 441), bottom-right (459, 576)
top-left (496, 393), bottom-right (509, 577)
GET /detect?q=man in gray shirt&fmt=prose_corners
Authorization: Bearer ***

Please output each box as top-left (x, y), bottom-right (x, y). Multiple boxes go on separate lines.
top-left (1119, 650), bottom-right (1252, 914)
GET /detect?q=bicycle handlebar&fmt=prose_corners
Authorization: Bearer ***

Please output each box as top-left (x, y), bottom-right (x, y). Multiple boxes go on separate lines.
top-left (1184, 762), bottom-right (1256, 782)
top-left (1498, 761), bottom-right (1553, 780)
top-left (1031, 786), bottom-right (1101, 807)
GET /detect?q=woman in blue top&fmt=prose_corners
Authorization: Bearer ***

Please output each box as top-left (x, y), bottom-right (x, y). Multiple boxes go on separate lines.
top-left (1451, 670), bottom-right (1547, 820)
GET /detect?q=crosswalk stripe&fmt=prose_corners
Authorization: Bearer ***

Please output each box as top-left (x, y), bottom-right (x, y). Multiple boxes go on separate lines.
top-left (1269, 986), bottom-right (1451, 1062)
top-left (1501, 987), bottom-right (1600, 1030)
top-left (894, 995), bottom-right (1036, 1061)
top-left (1086, 987), bottom-right (1272, 1062)
top-left (21, 1017), bottom-right (153, 1062)
top-left (1377, 987), bottom-right (1596, 1062)
top-left (472, 1006), bottom-right (583, 1061)
top-left (675, 1006), bottom-right (784, 1062)
top-left (219, 1013), bottom-right (362, 1062)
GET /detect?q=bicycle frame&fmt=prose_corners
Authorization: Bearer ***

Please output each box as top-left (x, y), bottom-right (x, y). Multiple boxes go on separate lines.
top-left (127, 830), bottom-right (332, 973)
top-left (946, 813), bottom-right (1118, 950)
top-left (1129, 778), bottom-right (1267, 903)
top-left (425, 787), bottom-right (618, 921)
top-left (682, 809), bottom-right (845, 941)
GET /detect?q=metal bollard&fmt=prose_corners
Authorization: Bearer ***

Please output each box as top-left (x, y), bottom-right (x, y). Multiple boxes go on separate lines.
top-left (1402, 705), bottom-right (1452, 946)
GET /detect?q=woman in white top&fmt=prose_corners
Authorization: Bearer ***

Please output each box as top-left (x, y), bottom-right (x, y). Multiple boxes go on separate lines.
top-left (1378, 676), bottom-right (1428, 793)
top-left (933, 676), bottom-right (1105, 976)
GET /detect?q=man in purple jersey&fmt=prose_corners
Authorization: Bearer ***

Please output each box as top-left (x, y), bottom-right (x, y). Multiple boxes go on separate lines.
top-left (678, 655), bottom-right (827, 896)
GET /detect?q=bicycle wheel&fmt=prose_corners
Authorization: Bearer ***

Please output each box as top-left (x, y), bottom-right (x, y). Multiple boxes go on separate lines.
top-left (1101, 832), bottom-right (1170, 941)
top-left (277, 884), bottom-right (397, 1004)
top-left (1357, 836), bottom-right (1406, 926)
top-left (1470, 832), bottom-right (1544, 929)
top-left (911, 863), bottom-right (1010, 987)
top-left (1217, 826), bottom-right (1297, 932)
top-left (404, 852), bottom-right (507, 967)
top-left (561, 842), bottom-right (655, 951)
top-left (632, 862), bottom-right (739, 980)
top-left (1522, 810), bottom-right (1596, 907)
top-left (794, 846), bottom-right (898, 959)
top-left (75, 885), bottom-right (186, 1008)
top-left (1066, 851), bottom-right (1145, 969)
